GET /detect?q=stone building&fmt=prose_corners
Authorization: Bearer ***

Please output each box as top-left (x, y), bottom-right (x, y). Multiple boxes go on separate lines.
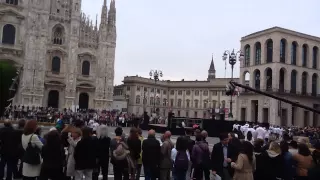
top-left (0, 0), bottom-right (116, 110)
top-left (118, 57), bottom-right (240, 119)
top-left (238, 27), bottom-right (320, 127)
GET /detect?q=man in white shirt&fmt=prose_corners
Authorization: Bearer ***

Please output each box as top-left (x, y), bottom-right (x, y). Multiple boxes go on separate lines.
top-left (255, 126), bottom-right (266, 140)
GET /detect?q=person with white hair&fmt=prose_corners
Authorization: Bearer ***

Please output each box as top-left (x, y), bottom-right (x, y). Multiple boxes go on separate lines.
top-left (96, 125), bottom-right (111, 180)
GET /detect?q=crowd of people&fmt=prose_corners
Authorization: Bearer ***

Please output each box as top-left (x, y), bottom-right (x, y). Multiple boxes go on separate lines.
top-left (0, 118), bottom-right (320, 180)
top-left (1, 105), bottom-right (145, 128)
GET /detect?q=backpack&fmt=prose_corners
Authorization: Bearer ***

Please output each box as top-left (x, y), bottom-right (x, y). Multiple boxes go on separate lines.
top-left (113, 141), bottom-right (130, 161)
top-left (174, 151), bottom-right (189, 171)
top-left (22, 134), bottom-right (41, 165)
top-left (197, 144), bottom-right (210, 168)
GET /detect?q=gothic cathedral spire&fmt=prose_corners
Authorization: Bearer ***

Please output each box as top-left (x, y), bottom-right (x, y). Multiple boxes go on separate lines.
top-left (207, 54), bottom-right (216, 80)
top-left (100, 0), bottom-right (108, 28)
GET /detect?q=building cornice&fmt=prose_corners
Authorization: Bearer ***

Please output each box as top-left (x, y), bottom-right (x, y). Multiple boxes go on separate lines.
top-left (122, 76), bottom-right (239, 88)
top-left (241, 26), bottom-right (320, 43)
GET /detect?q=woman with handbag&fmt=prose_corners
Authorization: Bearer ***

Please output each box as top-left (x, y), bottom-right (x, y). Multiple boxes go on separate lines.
top-left (21, 120), bottom-right (43, 180)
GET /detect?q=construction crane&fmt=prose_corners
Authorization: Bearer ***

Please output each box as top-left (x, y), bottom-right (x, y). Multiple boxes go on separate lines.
top-left (229, 81), bottom-right (320, 115)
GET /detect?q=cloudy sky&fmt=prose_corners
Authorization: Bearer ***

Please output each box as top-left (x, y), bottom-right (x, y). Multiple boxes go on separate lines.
top-left (82, 0), bottom-right (320, 85)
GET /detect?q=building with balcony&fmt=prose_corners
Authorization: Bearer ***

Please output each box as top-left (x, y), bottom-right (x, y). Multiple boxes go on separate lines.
top-left (117, 58), bottom-right (240, 119)
top-left (238, 26), bottom-right (320, 127)
top-left (0, 0), bottom-right (117, 110)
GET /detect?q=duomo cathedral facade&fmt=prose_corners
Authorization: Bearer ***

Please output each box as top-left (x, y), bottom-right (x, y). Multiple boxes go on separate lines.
top-left (0, 0), bottom-right (116, 110)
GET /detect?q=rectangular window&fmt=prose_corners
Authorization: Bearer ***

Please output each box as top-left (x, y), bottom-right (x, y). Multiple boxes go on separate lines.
top-left (170, 99), bottom-right (174, 106)
top-left (127, 86), bottom-right (130, 91)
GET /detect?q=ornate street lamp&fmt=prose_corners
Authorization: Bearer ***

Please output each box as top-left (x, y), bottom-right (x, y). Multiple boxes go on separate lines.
top-left (149, 70), bottom-right (163, 113)
top-left (222, 49), bottom-right (244, 119)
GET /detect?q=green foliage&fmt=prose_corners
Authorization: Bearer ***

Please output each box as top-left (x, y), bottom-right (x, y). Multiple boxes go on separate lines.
top-left (0, 61), bottom-right (16, 116)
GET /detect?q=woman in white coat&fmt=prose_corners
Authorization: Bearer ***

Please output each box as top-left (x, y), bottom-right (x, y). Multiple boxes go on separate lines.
top-left (21, 120), bottom-right (43, 180)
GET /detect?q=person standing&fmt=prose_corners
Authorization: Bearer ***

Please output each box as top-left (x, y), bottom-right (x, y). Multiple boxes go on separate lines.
top-left (21, 120), bottom-right (43, 180)
top-left (211, 133), bottom-right (238, 180)
top-left (127, 127), bottom-right (142, 179)
top-left (0, 120), bottom-right (21, 180)
top-left (231, 141), bottom-right (256, 180)
top-left (160, 131), bottom-right (174, 180)
top-left (74, 127), bottom-right (97, 180)
top-left (96, 125), bottom-right (111, 180)
top-left (136, 128), bottom-right (144, 180)
top-left (142, 130), bottom-right (161, 180)
top-left (39, 130), bottom-right (65, 180)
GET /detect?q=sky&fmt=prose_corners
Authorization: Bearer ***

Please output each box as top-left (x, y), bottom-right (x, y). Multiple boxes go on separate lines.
top-left (82, 0), bottom-right (320, 85)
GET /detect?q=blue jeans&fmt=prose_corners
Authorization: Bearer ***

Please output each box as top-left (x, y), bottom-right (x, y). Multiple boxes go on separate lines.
top-left (144, 166), bottom-right (157, 180)
top-left (174, 169), bottom-right (187, 180)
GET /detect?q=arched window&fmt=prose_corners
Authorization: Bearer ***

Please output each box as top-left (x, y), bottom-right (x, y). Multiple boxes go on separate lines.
top-left (313, 46), bottom-right (318, 69)
top-left (291, 42), bottom-right (297, 65)
top-left (266, 68), bottom-right (272, 90)
top-left (156, 97), bottom-right (160, 105)
top-left (52, 26), bottom-right (64, 45)
top-left (290, 70), bottom-right (297, 93)
top-left (266, 39), bottom-right (273, 63)
top-left (177, 99), bottom-right (182, 107)
top-left (302, 44), bottom-right (308, 67)
top-left (2, 24), bottom-right (16, 45)
top-left (81, 61), bottom-right (90, 75)
top-left (244, 45), bottom-right (250, 67)
top-left (135, 95), bottom-right (140, 104)
top-left (186, 99), bottom-right (190, 108)
top-left (312, 74), bottom-right (318, 96)
top-left (301, 72), bottom-right (307, 95)
top-left (212, 100), bottom-right (217, 109)
top-left (194, 100), bottom-right (199, 108)
top-left (203, 100), bottom-right (208, 108)
top-left (280, 39), bottom-right (286, 63)
top-left (255, 42), bottom-right (261, 65)
top-left (51, 56), bottom-right (61, 73)
top-left (279, 68), bottom-right (285, 92)
top-left (254, 70), bottom-right (261, 89)
top-left (6, 0), bottom-right (18, 5)
top-left (221, 100), bottom-right (226, 108)
top-left (150, 97), bottom-right (154, 106)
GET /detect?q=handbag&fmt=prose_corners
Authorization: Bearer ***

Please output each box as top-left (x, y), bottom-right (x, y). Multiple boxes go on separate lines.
top-left (22, 134), bottom-right (41, 165)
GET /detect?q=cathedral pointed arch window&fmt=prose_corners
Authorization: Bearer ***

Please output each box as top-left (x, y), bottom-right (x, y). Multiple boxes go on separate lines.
top-left (2, 24), bottom-right (16, 45)
top-left (244, 45), bottom-right (250, 67)
top-left (266, 39), bottom-right (273, 63)
top-left (255, 42), bottom-right (261, 65)
top-left (82, 61), bottom-right (90, 76)
top-left (302, 44), bottom-right (308, 67)
top-left (6, 0), bottom-right (18, 5)
top-left (52, 25), bottom-right (65, 45)
top-left (51, 56), bottom-right (61, 73)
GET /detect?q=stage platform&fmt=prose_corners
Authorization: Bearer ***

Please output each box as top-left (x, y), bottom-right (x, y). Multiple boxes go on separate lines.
top-left (148, 124), bottom-right (193, 135)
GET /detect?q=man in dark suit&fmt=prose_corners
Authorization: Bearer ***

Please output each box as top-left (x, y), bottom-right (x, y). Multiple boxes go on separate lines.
top-left (142, 130), bottom-right (161, 180)
top-left (211, 133), bottom-right (238, 180)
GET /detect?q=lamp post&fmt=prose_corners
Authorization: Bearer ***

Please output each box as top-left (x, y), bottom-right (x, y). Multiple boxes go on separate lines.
top-left (149, 70), bottom-right (163, 113)
top-left (163, 99), bottom-right (168, 116)
top-left (142, 91), bottom-right (147, 113)
top-left (222, 49), bottom-right (244, 119)
top-left (125, 94), bottom-right (129, 113)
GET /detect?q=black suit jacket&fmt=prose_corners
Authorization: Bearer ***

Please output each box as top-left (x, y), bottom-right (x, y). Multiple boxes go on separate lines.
top-left (210, 142), bottom-right (238, 177)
